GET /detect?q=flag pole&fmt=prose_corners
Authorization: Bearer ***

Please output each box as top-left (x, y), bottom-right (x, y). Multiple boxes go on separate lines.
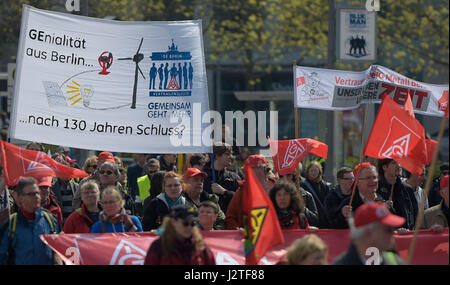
top-left (348, 104), bottom-right (370, 206)
top-left (407, 113), bottom-right (448, 264)
top-left (293, 60), bottom-right (302, 191)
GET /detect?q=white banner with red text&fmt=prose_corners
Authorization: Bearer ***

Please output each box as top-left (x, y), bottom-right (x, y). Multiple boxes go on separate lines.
top-left (40, 229), bottom-right (449, 265)
top-left (9, 5), bottom-right (211, 153)
top-left (294, 65), bottom-right (449, 117)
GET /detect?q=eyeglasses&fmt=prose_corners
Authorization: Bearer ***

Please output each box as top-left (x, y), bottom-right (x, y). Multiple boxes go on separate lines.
top-left (101, 200), bottom-right (120, 205)
top-left (21, 191), bottom-right (40, 197)
top-left (340, 177), bottom-right (355, 181)
top-left (181, 220), bottom-right (196, 227)
top-left (359, 176), bottom-right (378, 181)
top-left (89, 165), bottom-right (97, 169)
top-left (99, 170), bottom-right (114, 175)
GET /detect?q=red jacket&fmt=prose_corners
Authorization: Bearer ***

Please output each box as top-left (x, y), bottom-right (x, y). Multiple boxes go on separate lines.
top-left (63, 204), bottom-right (96, 234)
top-left (144, 238), bottom-right (216, 265)
top-left (43, 194), bottom-right (63, 226)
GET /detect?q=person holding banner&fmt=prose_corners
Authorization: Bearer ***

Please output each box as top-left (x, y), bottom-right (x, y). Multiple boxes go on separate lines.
top-left (63, 181), bottom-right (101, 234)
top-left (0, 177), bottom-right (61, 265)
top-left (301, 161), bottom-right (332, 228)
top-left (335, 163), bottom-right (394, 229)
top-left (203, 143), bottom-right (239, 213)
top-left (144, 204), bottom-right (215, 265)
top-left (90, 187), bottom-right (142, 233)
top-left (377, 159), bottom-right (418, 230)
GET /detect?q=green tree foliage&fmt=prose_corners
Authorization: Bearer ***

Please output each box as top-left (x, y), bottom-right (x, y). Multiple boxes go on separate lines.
top-left (1, 0), bottom-right (448, 84)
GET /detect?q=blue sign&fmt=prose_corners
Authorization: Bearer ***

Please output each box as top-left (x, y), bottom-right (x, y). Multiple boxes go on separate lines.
top-left (148, 40), bottom-right (193, 97)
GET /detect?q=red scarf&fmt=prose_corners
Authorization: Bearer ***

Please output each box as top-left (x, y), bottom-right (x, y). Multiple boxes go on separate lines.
top-left (21, 208), bottom-right (36, 221)
top-left (99, 208), bottom-right (138, 232)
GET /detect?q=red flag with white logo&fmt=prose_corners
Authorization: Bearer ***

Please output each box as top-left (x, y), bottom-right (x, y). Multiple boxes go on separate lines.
top-left (0, 140), bottom-right (89, 186)
top-left (268, 137), bottom-right (328, 176)
top-left (364, 96), bottom-right (427, 176)
top-left (243, 162), bottom-right (284, 265)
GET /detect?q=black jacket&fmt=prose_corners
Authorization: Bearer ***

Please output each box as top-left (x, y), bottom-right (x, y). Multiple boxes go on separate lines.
top-left (377, 176), bottom-right (418, 230)
top-left (300, 188), bottom-right (319, 227)
top-left (142, 194), bottom-right (191, 231)
top-left (324, 185), bottom-right (352, 229)
top-left (301, 179), bottom-right (332, 228)
top-left (203, 168), bottom-right (239, 214)
top-left (332, 243), bottom-right (406, 265)
top-left (327, 188), bottom-right (392, 229)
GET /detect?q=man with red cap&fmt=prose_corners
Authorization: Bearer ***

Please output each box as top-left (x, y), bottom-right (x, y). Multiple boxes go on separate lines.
top-left (332, 202), bottom-right (406, 265)
top-left (38, 176), bottom-right (63, 226)
top-left (225, 154), bottom-right (275, 230)
top-left (182, 168), bottom-right (226, 229)
top-left (423, 175), bottom-right (449, 230)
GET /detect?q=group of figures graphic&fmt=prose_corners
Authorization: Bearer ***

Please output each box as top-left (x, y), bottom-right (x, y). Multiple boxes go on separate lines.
top-left (348, 35), bottom-right (367, 56)
top-left (149, 62), bottom-right (193, 90)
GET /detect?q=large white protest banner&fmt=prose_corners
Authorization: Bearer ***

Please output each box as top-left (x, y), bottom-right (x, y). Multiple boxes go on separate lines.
top-left (9, 5), bottom-right (212, 153)
top-left (294, 65), bottom-right (449, 117)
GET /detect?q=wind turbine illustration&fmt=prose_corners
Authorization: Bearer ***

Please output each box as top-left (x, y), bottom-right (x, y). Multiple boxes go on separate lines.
top-left (118, 38), bottom-right (145, 109)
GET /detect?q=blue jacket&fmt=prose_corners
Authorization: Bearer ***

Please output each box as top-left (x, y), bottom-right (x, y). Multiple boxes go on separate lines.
top-left (0, 209), bottom-right (60, 265)
top-left (90, 216), bottom-right (143, 233)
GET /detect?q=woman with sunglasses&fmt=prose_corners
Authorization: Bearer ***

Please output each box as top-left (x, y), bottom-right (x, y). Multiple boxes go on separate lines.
top-left (91, 186), bottom-right (142, 233)
top-left (142, 171), bottom-right (191, 231)
top-left (144, 204), bottom-right (215, 265)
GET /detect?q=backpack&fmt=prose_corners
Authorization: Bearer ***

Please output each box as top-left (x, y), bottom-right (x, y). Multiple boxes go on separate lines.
top-left (7, 210), bottom-right (57, 264)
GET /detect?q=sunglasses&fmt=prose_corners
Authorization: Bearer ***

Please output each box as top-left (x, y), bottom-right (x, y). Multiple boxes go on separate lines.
top-left (89, 165), bottom-right (97, 169)
top-left (99, 170), bottom-right (114, 175)
top-left (181, 220), bottom-right (196, 227)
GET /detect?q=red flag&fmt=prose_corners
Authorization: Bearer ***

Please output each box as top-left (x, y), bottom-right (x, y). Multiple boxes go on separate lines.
top-left (0, 140), bottom-right (89, 186)
top-left (364, 96), bottom-right (427, 176)
top-left (268, 137), bottom-right (328, 176)
top-left (438, 90), bottom-right (449, 118)
top-left (243, 162), bottom-right (284, 265)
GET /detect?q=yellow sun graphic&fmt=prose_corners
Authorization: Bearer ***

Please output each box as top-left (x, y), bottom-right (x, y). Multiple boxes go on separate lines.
top-left (66, 80), bottom-right (83, 106)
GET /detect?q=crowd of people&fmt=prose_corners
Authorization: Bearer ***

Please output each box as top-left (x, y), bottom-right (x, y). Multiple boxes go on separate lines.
top-left (0, 140), bottom-right (448, 265)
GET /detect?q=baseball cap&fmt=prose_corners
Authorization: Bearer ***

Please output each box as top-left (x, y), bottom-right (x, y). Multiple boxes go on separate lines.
top-left (38, 176), bottom-right (53, 187)
top-left (98, 151), bottom-right (115, 163)
top-left (170, 204), bottom-right (198, 221)
top-left (440, 175), bottom-right (449, 190)
top-left (245, 155), bottom-right (268, 169)
top-left (183, 168), bottom-right (207, 180)
top-left (354, 202), bottom-right (405, 228)
top-left (353, 162), bottom-right (374, 179)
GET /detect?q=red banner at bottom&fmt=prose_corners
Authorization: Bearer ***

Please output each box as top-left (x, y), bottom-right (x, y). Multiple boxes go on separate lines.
top-left (40, 229), bottom-right (449, 265)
